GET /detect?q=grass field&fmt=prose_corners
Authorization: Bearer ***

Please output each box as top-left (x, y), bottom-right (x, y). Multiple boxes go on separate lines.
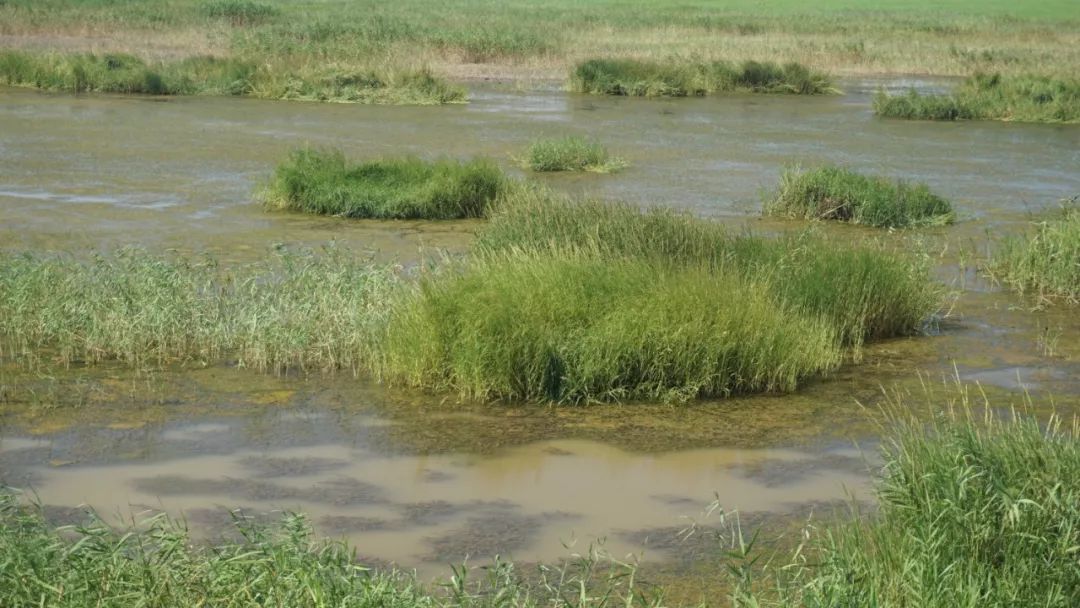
top-left (0, 0), bottom-right (1076, 101)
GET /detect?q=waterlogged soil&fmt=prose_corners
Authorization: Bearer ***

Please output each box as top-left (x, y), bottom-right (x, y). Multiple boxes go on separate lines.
top-left (1, 81), bottom-right (1079, 589)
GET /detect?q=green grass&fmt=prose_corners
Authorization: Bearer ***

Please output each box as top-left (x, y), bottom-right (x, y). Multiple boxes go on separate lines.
top-left (0, 50), bottom-right (465, 104)
top-left (518, 136), bottom-right (627, 173)
top-left (477, 189), bottom-right (941, 348)
top-left (261, 149), bottom-right (509, 219)
top-left (874, 73), bottom-right (1080, 123)
top-left (0, 247), bottom-right (397, 373)
top-left (377, 251), bottom-right (842, 404)
top-left (765, 165), bottom-right (956, 228)
top-left (571, 58), bottom-right (835, 97)
top-left (736, 387), bottom-right (1080, 608)
top-left (986, 203), bottom-right (1080, 304)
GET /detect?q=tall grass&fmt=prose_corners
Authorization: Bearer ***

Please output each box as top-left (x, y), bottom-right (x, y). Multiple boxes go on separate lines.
top-left (571, 58), bottom-right (835, 97)
top-left (261, 149), bottom-right (509, 219)
top-left (478, 189), bottom-right (940, 347)
top-left (765, 165), bottom-right (955, 228)
top-left (519, 136), bottom-right (627, 173)
top-left (986, 203), bottom-right (1080, 304)
top-left (0, 248), bottom-right (397, 373)
top-left (378, 251), bottom-right (842, 404)
top-left (0, 50), bottom-right (465, 104)
top-left (874, 73), bottom-right (1080, 123)
top-left (736, 386), bottom-right (1080, 607)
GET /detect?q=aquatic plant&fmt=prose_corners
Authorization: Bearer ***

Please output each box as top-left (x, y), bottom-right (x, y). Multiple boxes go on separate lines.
top-left (261, 149), bottom-right (509, 219)
top-left (874, 73), bottom-right (1080, 123)
top-left (570, 58), bottom-right (835, 97)
top-left (765, 165), bottom-right (955, 228)
top-left (734, 386), bottom-right (1080, 608)
top-left (986, 202), bottom-right (1080, 304)
top-left (519, 136), bottom-right (627, 173)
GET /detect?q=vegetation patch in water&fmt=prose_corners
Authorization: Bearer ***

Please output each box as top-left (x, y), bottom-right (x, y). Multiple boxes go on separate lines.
top-left (986, 203), bottom-right (1080, 304)
top-left (764, 165), bottom-right (955, 228)
top-left (518, 136), bottom-right (627, 173)
top-left (261, 149), bottom-right (509, 219)
top-left (874, 73), bottom-right (1080, 123)
top-left (0, 50), bottom-right (465, 104)
top-left (737, 389), bottom-right (1080, 607)
top-left (571, 58), bottom-right (835, 97)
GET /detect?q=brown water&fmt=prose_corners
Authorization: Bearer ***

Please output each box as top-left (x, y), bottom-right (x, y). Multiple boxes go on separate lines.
top-left (1, 82), bottom-right (1079, 585)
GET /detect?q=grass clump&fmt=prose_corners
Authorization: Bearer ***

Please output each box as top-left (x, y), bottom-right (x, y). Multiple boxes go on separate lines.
top-left (765, 165), bottom-right (955, 228)
top-left (986, 203), bottom-right (1080, 304)
top-left (261, 149), bottom-right (509, 220)
top-left (737, 388), bottom-right (1080, 607)
top-left (519, 136), bottom-right (627, 173)
top-left (201, 0), bottom-right (279, 26)
top-left (379, 252), bottom-right (842, 404)
top-left (571, 58), bottom-right (835, 97)
top-left (874, 73), bottom-right (1080, 123)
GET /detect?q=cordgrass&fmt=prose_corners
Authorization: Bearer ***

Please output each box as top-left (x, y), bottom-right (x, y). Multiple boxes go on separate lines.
top-left (736, 387), bottom-right (1080, 607)
top-left (260, 149), bottom-right (509, 219)
top-left (874, 73), bottom-right (1080, 123)
top-left (518, 136), bottom-right (627, 173)
top-left (765, 165), bottom-right (956, 228)
top-left (477, 189), bottom-right (941, 347)
top-left (571, 58), bottom-right (835, 96)
top-left (986, 204), bottom-right (1080, 304)
top-left (0, 50), bottom-right (465, 104)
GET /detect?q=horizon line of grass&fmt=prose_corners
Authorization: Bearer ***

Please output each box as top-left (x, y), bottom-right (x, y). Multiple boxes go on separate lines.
top-left (764, 165), bottom-right (956, 228)
top-left (0, 50), bottom-right (466, 105)
top-left (517, 136), bottom-right (628, 173)
top-left (874, 72), bottom-right (1080, 123)
top-left (260, 149), bottom-right (510, 219)
top-left (571, 58), bottom-right (836, 97)
top-left (985, 202), bottom-right (1080, 304)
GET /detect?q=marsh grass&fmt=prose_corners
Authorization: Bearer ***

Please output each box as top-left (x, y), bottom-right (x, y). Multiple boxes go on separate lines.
top-left (571, 58), bottom-right (835, 97)
top-left (519, 136), bottom-right (627, 173)
top-left (986, 203), bottom-right (1080, 304)
top-left (201, 0), bottom-right (278, 26)
top-left (874, 73), bottom-right (1080, 123)
top-left (261, 149), bottom-right (509, 219)
top-left (765, 165), bottom-right (955, 228)
top-left (0, 248), bottom-right (397, 373)
top-left (735, 385), bottom-right (1080, 607)
top-left (0, 50), bottom-right (465, 104)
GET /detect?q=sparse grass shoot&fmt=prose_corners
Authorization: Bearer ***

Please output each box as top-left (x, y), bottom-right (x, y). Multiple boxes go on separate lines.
top-left (261, 149), bottom-right (509, 219)
top-left (986, 203), bottom-right (1080, 304)
top-left (571, 58), bottom-right (835, 97)
top-left (874, 73), bottom-right (1080, 123)
top-left (765, 165), bottom-right (955, 228)
top-left (519, 136), bottom-right (627, 173)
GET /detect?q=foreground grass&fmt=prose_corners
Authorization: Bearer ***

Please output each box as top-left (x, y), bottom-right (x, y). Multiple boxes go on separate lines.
top-left (737, 387), bottom-right (1080, 607)
top-left (874, 73), bottom-right (1080, 123)
top-left (261, 149), bottom-right (509, 219)
top-left (986, 203), bottom-right (1080, 304)
top-left (765, 165), bottom-right (955, 228)
top-left (519, 136), bottom-right (627, 173)
top-left (571, 58), bottom-right (834, 96)
top-left (0, 49), bottom-right (465, 104)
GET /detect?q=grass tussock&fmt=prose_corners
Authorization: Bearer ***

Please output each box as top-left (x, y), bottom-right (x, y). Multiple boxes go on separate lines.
top-left (571, 58), bottom-right (835, 97)
top-left (261, 149), bottom-right (509, 220)
top-left (519, 136), bottom-right (627, 173)
top-left (765, 165), bottom-right (955, 228)
top-left (986, 203), bottom-right (1080, 304)
top-left (737, 387), bottom-right (1080, 607)
top-left (201, 0), bottom-right (279, 26)
top-left (874, 73), bottom-right (1080, 123)
top-left (0, 50), bottom-right (465, 105)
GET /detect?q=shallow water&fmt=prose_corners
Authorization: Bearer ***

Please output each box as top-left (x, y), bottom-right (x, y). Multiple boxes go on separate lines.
top-left (1, 82), bottom-right (1079, 582)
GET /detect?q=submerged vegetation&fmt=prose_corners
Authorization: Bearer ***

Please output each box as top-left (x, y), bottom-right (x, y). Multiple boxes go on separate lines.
top-left (261, 149), bottom-right (508, 219)
top-left (986, 203), bottom-right (1080, 304)
top-left (0, 50), bottom-right (465, 104)
top-left (765, 165), bottom-right (955, 228)
top-left (874, 73), bottom-right (1080, 123)
top-left (519, 136), bottom-right (627, 173)
top-left (571, 58), bottom-right (835, 97)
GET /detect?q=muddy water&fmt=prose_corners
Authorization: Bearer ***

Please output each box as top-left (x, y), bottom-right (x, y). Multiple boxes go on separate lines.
top-left (1, 82), bottom-right (1079, 583)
